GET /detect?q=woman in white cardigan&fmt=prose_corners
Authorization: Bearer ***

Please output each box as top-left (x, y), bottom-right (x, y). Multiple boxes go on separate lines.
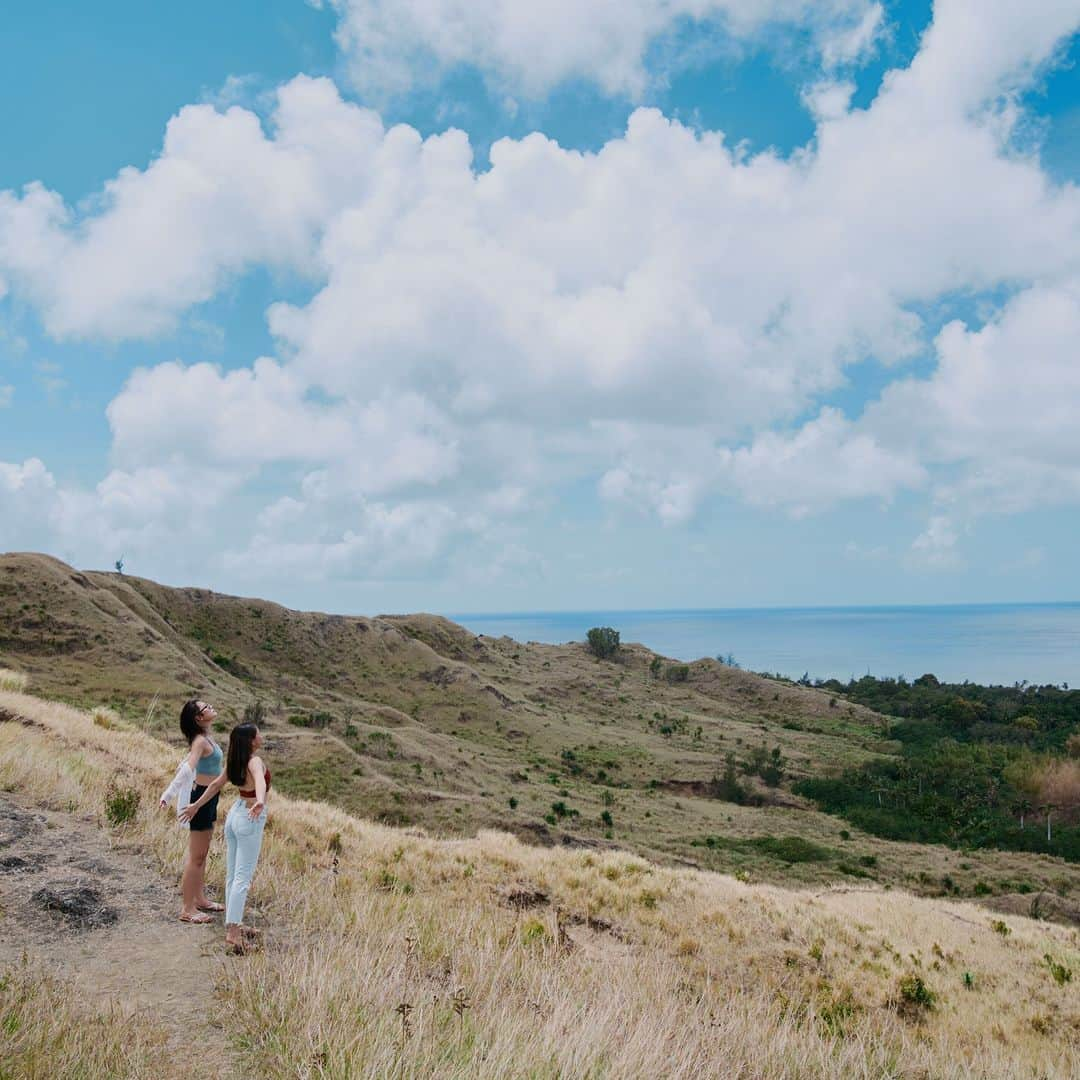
top-left (159, 699), bottom-right (226, 923)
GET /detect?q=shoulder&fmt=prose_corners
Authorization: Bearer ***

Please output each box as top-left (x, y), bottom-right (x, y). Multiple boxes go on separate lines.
top-left (191, 733), bottom-right (209, 753)
top-left (249, 755), bottom-right (266, 773)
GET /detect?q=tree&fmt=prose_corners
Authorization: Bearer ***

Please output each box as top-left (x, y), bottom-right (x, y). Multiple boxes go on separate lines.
top-left (586, 627), bottom-right (620, 660)
top-left (115, 556), bottom-right (124, 575)
top-left (1037, 760), bottom-right (1080, 844)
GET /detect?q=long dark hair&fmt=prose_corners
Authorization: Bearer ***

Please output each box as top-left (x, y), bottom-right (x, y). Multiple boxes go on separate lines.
top-left (227, 724), bottom-right (258, 786)
top-left (179, 699), bottom-right (205, 745)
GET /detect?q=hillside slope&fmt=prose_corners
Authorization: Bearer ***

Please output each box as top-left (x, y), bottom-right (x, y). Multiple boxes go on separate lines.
top-left (1, 688), bottom-right (1078, 1079)
top-left (4, 551), bottom-right (1080, 903)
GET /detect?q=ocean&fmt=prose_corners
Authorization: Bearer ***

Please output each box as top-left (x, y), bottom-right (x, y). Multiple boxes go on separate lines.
top-left (446, 603), bottom-right (1080, 687)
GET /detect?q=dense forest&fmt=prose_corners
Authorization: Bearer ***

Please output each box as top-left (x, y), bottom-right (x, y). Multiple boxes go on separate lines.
top-left (794, 674), bottom-right (1080, 860)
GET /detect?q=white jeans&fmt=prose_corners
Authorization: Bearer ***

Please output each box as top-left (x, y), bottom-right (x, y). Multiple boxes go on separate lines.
top-left (224, 800), bottom-right (266, 926)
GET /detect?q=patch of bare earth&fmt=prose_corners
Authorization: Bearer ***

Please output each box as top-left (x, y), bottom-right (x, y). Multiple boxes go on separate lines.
top-left (0, 792), bottom-right (240, 1076)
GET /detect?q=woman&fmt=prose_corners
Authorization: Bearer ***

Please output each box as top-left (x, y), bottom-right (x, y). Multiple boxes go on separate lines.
top-left (159, 699), bottom-right (226, 924)
top-left (183, 722), bottom-right (269, 954)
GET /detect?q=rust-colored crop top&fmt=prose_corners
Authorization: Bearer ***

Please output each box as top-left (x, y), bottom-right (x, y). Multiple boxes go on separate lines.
top-left (239, 766), bottom-right (271, 799)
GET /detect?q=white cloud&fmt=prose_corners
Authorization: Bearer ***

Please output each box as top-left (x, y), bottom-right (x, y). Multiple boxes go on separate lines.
top-left (0, 77), bottom-right (384, 340)
top-left (864, 277), bottom-right (1080, 515)
top-left (908, 514), bottom-right (963, 571)
top-left (0, 384), bottom-right (12, 408)
top-left (2, 0), bottom-right (1080, 590)
top-left (321, 0), bottom-right (885, 100)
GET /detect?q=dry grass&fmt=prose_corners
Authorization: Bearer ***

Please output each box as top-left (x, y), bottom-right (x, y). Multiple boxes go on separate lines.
top-left (2, 687), bottom-right (1079, 1078)
top-left (0, 667), bottom-right (28, 692)
top-left (0, 959), bottom-right (169, 1079)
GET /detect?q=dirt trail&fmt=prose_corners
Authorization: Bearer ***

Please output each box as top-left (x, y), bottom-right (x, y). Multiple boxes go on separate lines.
top-left (0, 792), bottom-right (242, 1077)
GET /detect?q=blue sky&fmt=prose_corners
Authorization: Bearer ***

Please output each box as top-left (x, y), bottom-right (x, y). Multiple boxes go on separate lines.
top-left (1, 1), bottom-right (1079, 614)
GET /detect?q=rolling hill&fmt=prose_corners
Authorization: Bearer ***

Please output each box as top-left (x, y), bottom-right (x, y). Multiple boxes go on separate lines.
top-left (3, 550), bottom-right (1080, 902)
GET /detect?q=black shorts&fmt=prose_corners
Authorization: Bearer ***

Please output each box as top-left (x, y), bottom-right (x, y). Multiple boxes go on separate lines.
top-left (188, 784), bottom-right (219, 831)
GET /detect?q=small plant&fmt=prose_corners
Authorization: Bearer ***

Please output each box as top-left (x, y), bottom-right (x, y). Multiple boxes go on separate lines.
top-left (649, 656), bottom-right (663, 678)
top-left (92, 706), bottom-right (121, 729)
top-left (586, 627), bottom-right (621, 660)
top-left (664, 664), bottom-right (690, 684)
top-left (0, 668), bottom-right (28, 693)
top-left (600, 809), bottom-right (613, 828)
top-left (897, 973), bottom-right (936, 1012)
top-left (962, 971), bottom-right (975, 990)
top-left (450, 985), bottom-right (472, 1044)
top-left (1044, 954), bottom-right (1072, 986)
top-left (243, 700), bottom-right (266, 725)
top-left (990, 919), bottom-right (1011, 937)
top-left (104, 785), bottom-right (140, 827)
top-left (521, 918), bottom-right (547, 944)
top-left (508, 796), bottom-right (518, 810)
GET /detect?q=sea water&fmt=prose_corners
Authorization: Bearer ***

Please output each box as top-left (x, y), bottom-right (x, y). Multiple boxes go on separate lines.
top-left (447, 603), bottom-right (1080, 687)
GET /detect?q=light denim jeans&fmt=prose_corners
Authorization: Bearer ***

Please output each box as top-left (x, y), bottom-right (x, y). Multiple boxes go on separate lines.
top-left (224, 799), bottom-right (266, 926)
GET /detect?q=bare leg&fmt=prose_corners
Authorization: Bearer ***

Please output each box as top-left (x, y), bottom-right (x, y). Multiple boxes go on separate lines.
top-left (181, 828), bottom-right (212, 917)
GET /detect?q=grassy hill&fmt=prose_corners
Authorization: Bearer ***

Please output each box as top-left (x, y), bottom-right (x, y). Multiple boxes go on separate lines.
top-left (1, 687), bottom-right (1078, 1078)
top-left (3, 551), bottom-right (1080, 903)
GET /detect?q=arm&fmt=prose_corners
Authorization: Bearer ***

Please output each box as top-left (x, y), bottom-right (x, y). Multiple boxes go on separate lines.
top-left (247, 757), bottom-right (267, 820)
top-left (160, 736), bottom-right (208, 810)
top-left (178, 768), bottom-right (228, 822)
top-left (159, 759), bottom-right (195, 809)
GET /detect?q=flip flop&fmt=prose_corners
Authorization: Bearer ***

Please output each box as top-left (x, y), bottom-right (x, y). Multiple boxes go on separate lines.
top-left (197, 901), bottom-right (225, 913)
top-left (179, 912), bottom-right (214, 925)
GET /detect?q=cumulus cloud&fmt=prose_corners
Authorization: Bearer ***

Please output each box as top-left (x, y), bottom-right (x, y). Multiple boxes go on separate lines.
top-left (318, 0), bottom-right (885, 100)
top-left (2, 0), bottom-right (1080, 587)
top-left (0, 77), bottom-right (384, 339)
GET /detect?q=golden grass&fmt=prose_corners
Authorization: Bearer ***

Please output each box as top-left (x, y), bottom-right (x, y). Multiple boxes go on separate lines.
top-left (0, 960), bottom-right (169, 1079)
top-left (0, 667), bottom-right (28, 692)
top-left (2, 687), bottom-right (1080, 1078)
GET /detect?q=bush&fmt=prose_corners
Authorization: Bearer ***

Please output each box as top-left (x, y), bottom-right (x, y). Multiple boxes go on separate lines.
top-left (1044, 954), bottom-right (1072, 986)
top-left (586, 627), bottom-right (620, 660)
top-left (104, 785), bottom-right (140, 827)
top-left (649, 657), bottom-right (663, 678)
top-left (665, 664), bottom-right (690, 684)
top-left (897, 973), bottom-right (936, 1011)
top-left (243, 700), bottom-right (265, 726)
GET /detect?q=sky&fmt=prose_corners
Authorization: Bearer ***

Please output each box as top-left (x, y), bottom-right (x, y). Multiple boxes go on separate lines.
top-left (1, 0), bottom-right (1079, 615)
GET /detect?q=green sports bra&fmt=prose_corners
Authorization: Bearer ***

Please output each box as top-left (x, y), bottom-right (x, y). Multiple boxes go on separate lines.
top-left (197, 738), bottom-right (223, 776)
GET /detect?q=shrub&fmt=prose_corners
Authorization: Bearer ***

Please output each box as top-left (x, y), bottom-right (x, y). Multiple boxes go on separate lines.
top-left (600, 810), bottom-right (613, 828)
top-left (1044, 954), bottom-right (1072, 986)
top-left (104, 785), bottom-right (140, 827)
top-left (243, 700), bottom-right (265, 726)
top-left (665, 664), bottom-right (690, 684)
top-left (508, 797), bottom-right (518, 810)
top-left (649, 657), bottom-right (663, 678)
top-left (586, 627), bottom-right (620, 660)
top-left (991, 919), bottom-right (1011, 937)
top-left (897, 973), bottom-right (936, 1012)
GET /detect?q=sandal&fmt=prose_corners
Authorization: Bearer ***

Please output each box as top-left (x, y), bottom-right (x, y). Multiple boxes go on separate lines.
top-left (179, 912), bottom-right (214, 925)
top-left (197, 901), bottom-right (225, 913)
top-left (226, 938), bottom-right (260, 956)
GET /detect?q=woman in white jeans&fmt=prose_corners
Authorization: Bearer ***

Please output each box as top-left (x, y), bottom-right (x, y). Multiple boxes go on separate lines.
top-left (183, 722), bottom-right (270, 954)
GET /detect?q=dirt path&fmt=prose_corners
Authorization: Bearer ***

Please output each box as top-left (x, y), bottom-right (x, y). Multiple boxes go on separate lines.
top-left (0, 792), bottom-right (241, 1077)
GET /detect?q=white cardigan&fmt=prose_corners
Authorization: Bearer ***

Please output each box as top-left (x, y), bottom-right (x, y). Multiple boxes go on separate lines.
top-left (160, 760), bottom-right (196, 827)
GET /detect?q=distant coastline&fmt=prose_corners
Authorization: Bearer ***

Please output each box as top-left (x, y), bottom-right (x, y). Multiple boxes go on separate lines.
top-left (447, 602), bottom-right (1080, 687)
